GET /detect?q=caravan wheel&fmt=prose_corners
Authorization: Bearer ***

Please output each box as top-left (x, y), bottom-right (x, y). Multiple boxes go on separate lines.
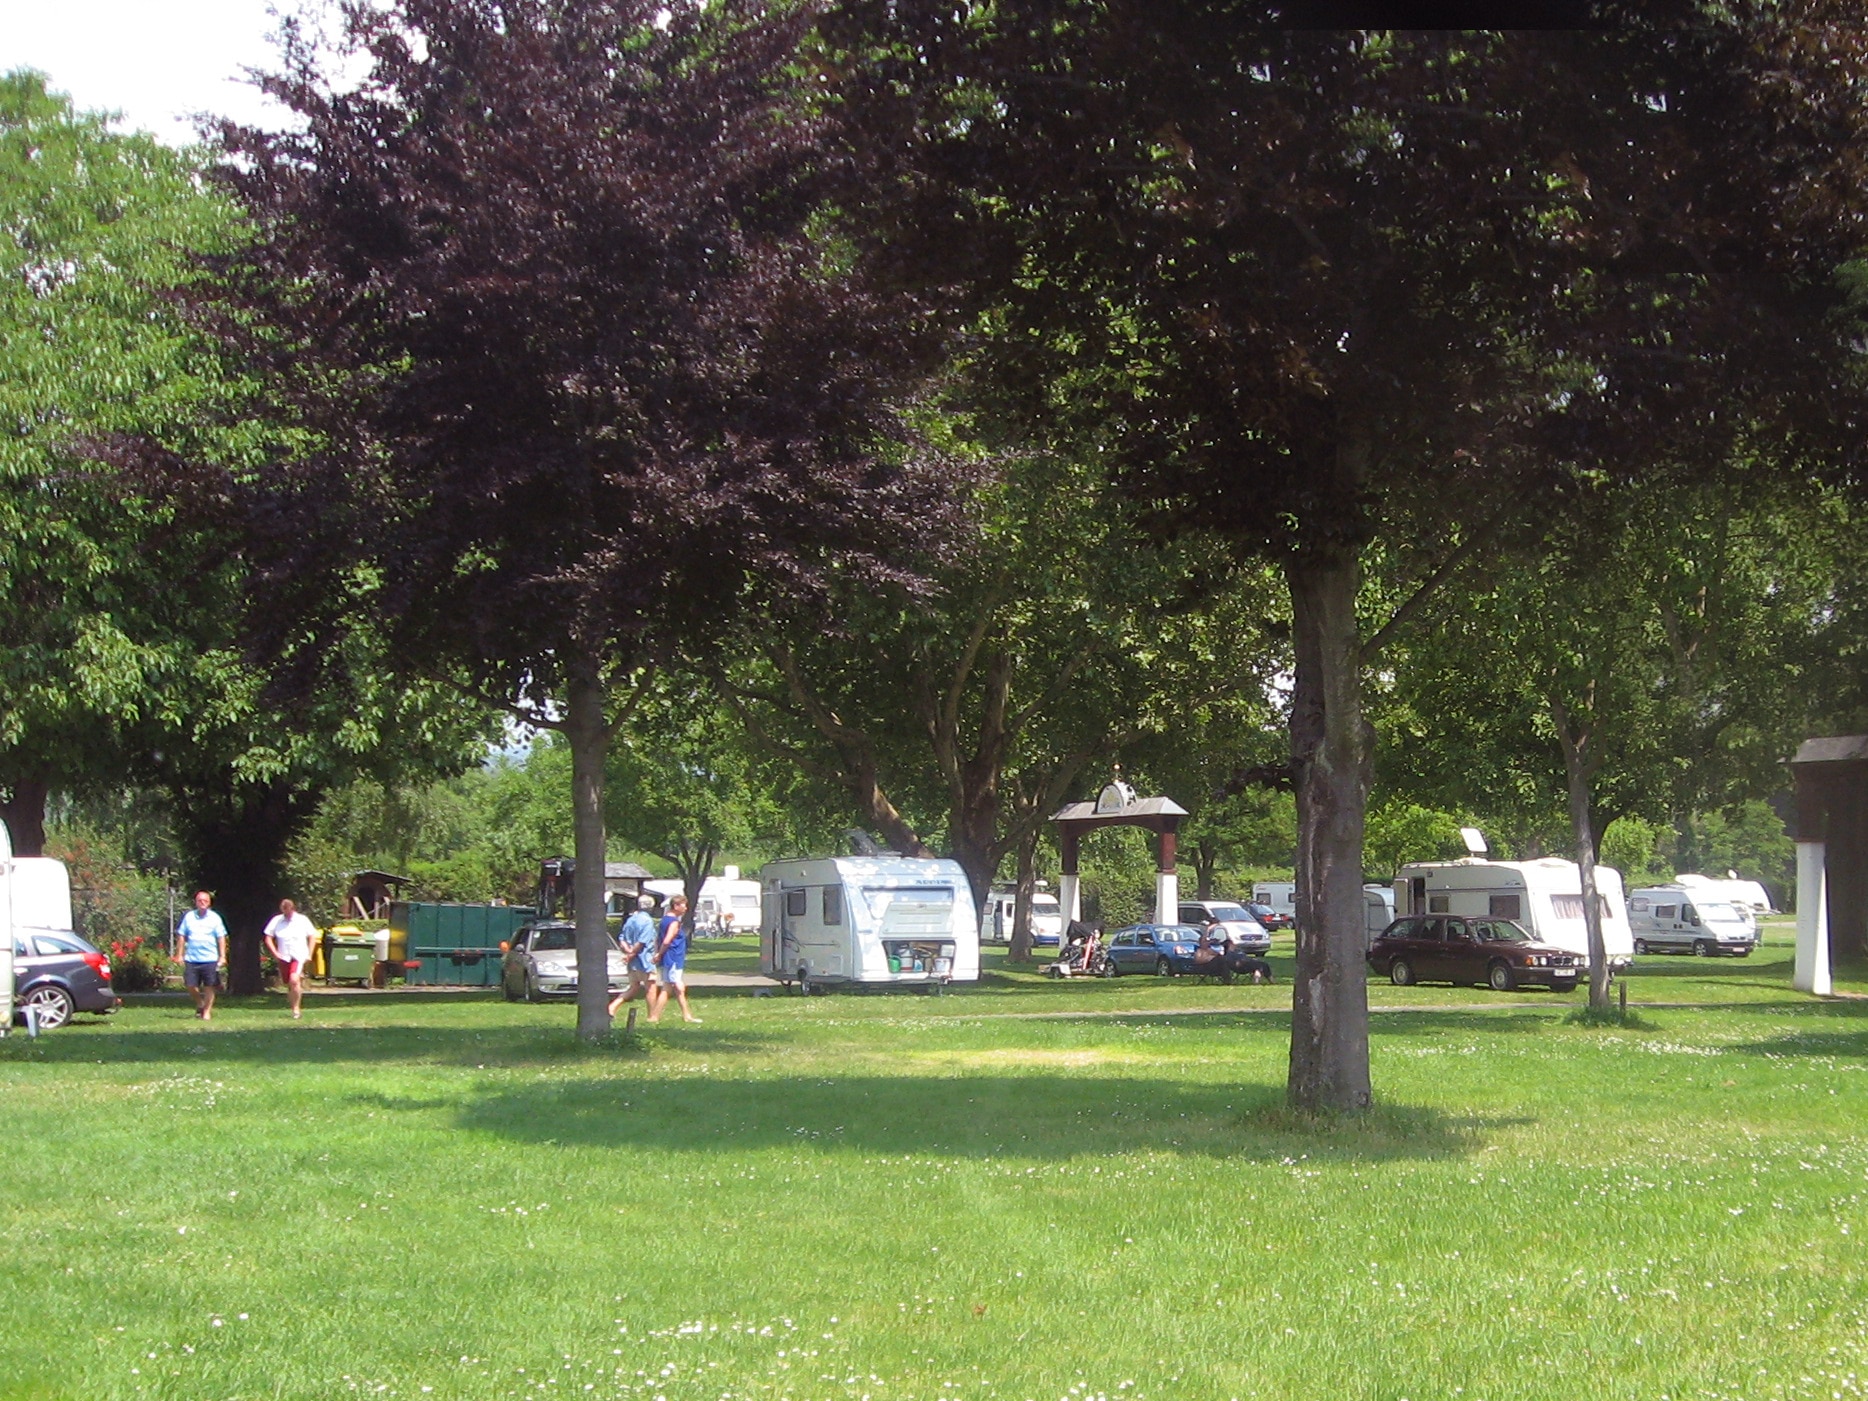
top-left (1634, 938), bottom-right (1649, 955)
top-left (797, 966), bottom-right (813, 996)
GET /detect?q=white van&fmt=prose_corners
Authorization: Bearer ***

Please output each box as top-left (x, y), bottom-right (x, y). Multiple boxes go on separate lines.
top-left (1673, 874), bottom-right (1774, 929)
top-left (644, 873), bottom-right (762, 935)
top-left (759, 855), bottom-right (980, 992)
top-left (1393, 858), bottom-right (1634, 971)
top-left (985, 886), bottom-right (1064, 947)
top-left (1626, 886), bottom-right (1756, 957)
top-left (0, 823), bottom-right (84, 1032)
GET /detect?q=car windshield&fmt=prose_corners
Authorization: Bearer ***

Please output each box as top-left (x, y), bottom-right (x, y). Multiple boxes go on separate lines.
top-left (1474, 920), bottom-right (1532, 943)
top-left (1205, 904), bottom-right (1253, 923)
top-left (1698, 901), bottom-right (1744, 923)
top-left (529, 928), bottom-right (577, 951)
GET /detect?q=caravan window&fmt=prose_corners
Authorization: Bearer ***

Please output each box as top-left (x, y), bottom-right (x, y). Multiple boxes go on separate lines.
top-left (785, 889), bottom-right (807, 918)
top-left (1551, 894), bottom-right (1613, 921)
top-left (1653, 904), bottom-right (1677, 919)
top-left (1629, 898), bottom-right (1650, 914)
top-left (1428, 895), bottom-right (1450, 914)
top-left (1489, 894), bottom-right (1522, 920)
top-left (822, 887), bottom-right (842, 925)
top-left (860, 885), bottom-right (956, 937)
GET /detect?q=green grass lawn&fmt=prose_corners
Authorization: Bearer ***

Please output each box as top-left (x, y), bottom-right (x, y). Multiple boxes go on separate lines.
top-left (3, 923), bottom-right (1864, 1400)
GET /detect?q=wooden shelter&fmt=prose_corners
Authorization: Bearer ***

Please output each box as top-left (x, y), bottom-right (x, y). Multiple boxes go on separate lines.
top-left (1050, 772), bottom-right (1188, 926)
top-left (345, 870), bottom-right (410, 920)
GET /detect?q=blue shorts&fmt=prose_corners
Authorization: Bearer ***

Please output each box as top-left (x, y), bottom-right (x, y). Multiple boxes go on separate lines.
top-left (656, 957), bottom-right (686, 987)
top-left (184, 960), bottom-right (222, 989)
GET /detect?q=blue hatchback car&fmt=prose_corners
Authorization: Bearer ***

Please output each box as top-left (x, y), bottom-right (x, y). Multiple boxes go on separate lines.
top-left (1103, 923), bottom-right (1207, 976)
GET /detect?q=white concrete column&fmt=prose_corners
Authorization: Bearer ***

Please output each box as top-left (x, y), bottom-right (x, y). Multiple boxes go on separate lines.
top-left (1155, 870), bottom-right (1179, 926)
top-left (1059, 872), bottom-right (1082, 925)
top-left (1794, 840), bottom-right (1832, 996)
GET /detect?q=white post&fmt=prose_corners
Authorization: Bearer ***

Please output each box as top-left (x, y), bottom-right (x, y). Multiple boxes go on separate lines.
top-left (1059, 872), bottom-right (1082, 925)
top-left (1155, 870), bottom-right (1178, 926)
top-left (1794, 840), bottom-right (1832, 997)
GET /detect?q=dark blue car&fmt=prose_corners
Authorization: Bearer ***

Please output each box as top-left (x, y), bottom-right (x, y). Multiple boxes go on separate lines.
top-left (1103, 923), bottom-right (1207, 976)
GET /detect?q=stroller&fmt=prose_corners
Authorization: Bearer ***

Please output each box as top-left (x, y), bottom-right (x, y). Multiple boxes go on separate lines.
top-left (1043, 920), bottom-right (1108, 979)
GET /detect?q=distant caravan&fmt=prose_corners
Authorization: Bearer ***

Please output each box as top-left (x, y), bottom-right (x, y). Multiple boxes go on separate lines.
top-left (759, 855), bottom-right (980, 994)
top-left (1392, 857), bottom-right (1634, 971)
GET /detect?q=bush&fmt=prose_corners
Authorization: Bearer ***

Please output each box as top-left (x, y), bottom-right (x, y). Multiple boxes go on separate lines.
top-left (106, 939), bottom-right (174, 993)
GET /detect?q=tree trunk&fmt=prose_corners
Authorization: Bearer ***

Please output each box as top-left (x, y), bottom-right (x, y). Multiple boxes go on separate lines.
top-left (1551, 698), bottom-right (1612, 1007)
top-left (1008, 829), bottom-right (1040, 962)
top-left (1191, 836), bottom-right (1219, 900)
top-left (0, 774), bottom-right (49, 857)
top-left (1286, 550), bottom-right (1374, 1113)
top-left (172, 775), bottom-right (317, 995)
top-left (564, 666), bottom-right (613, 1041)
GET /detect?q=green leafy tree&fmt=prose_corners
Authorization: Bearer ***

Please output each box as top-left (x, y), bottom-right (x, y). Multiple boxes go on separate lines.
top-left (0, 72), bottom-right (239, 853)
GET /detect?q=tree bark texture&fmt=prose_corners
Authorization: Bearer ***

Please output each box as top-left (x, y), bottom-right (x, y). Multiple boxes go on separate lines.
top-left (1286, 551), bottom-right (1374, 1113)
top-left (1551, 697), bottom-right (1612, 1007)
top-left (564, 666), bottom-right (614, 1041)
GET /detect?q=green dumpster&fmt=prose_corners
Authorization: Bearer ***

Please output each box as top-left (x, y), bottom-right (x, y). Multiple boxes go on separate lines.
top-left (391, 902), bottom-right (534, 987)
top-left (324, 934), bottom-right (375, 984)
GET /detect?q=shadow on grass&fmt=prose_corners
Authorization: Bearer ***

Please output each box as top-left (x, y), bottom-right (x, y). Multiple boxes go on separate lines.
top-left (448, 1069), bottom-right (1523, 1165)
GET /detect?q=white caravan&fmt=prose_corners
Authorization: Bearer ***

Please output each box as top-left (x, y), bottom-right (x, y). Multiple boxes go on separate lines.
top-left (644, 871), bottom-right (763, 934)
top-left (1252, 881), bottom-right (1298, 924)
top-left (1363, 884), bottom-right (1396, 945)
top-left (1393, 858), bottom-right (1634, 970)
top-left (1626, 885), bottom-right (1757, 957)
top-left (759, 855), bottom-right (980, 992)
top-left (985, 886), bottom-right (1064, 947)
top-left (0, 823), bottom-right (81, 1032)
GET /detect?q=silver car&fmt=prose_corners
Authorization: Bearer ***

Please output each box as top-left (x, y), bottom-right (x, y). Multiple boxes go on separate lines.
top-left (500, 922), bottom-right (626, 1002)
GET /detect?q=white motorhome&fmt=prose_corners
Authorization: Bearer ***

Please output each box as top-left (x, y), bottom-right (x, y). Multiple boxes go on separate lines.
top-left (985, 885), bottom-right (1064, 947)
top-left (1393, 858), bottom-right (1635, 970)
top-left (759, 855), bottom-right (980, 992)
top-left (1626, 885), bottom-right (1756, 957)
top-left (1674, 874), bottom-right (1775, 925)
top-left (644, 871), bottom-right (763, 934)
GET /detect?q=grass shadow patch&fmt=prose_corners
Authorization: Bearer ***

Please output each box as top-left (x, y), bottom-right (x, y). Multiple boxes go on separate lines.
top-left (453, 1070), bottom-right (1504, 1165)
top-left (1564, 1005), bottom-right (1663, 1030)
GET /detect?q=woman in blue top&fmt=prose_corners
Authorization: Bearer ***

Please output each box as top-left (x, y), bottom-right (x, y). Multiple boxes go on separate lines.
top-left (649, 894), bottom-right (701, 1024)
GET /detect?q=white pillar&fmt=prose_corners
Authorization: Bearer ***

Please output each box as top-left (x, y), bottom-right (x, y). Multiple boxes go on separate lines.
top-left (1155, 870), bottom-right (1179, 926)
top-left (1059, 872), bottom-right (1082, 925)
top-left (1794, 840), bottom-right (1832, 996)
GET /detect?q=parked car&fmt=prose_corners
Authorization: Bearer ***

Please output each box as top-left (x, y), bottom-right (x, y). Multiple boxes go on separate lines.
top-left (1103, 923), bottom-right (1228, 977)
top-left (500, 921), bottom-right (626, 1002)
top-left (1366, 916), bottom-right (1580, 992)
top-left (13, 930), bottom-right (119, 1029)
top-left (1176, 900), bottom-right (1273, 954)
top-left (1245, 901), bottom-right (1293, 933)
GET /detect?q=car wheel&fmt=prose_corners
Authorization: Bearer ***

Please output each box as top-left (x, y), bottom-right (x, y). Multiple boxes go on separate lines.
top-left (1104, 958), bottom-right (1120, 977)
top-left (1155, 956), bottom-right (1173, 978)
top-left (1389, 959), bottom-right (1414, 987)
top-left (1634, 938), bottom-right (1649, 955)
top-left (1488, 961), bottom-right (1515, 992)
top-left (798, 965), bottom-right (814, 996)
top-left (1695, 939), bottom-right (1714, 958)
top-left (21, 984), bottom-right (74, 1030)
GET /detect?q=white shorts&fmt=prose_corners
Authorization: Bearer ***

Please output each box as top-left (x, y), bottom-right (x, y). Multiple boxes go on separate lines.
top-left (657, 962), bottom-right (686, 988)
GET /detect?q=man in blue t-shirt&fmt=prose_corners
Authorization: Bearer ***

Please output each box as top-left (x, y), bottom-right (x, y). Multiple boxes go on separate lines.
top-left (649, 893), bottom-right (701, 1024)
top-left (173, 890), bottom-right (228, 1021)
top-left (606, 894), bottom-right (658, 1019)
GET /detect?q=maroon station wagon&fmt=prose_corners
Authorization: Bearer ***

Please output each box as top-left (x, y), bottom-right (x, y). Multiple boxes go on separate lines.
top-left (1367, 915), bottom-right (1580, 993)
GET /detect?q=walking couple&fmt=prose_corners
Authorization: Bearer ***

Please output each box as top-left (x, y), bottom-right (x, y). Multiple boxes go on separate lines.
top-left (608, 893), bottom-right (701, 1024)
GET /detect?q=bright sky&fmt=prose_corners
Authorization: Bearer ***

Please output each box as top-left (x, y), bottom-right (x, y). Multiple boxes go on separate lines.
top-left (0, 0), bottom-right (299, 146)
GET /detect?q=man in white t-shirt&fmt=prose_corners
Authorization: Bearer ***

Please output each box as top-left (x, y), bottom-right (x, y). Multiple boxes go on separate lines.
top-left (263, 898), bottom-right (318, 1020)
